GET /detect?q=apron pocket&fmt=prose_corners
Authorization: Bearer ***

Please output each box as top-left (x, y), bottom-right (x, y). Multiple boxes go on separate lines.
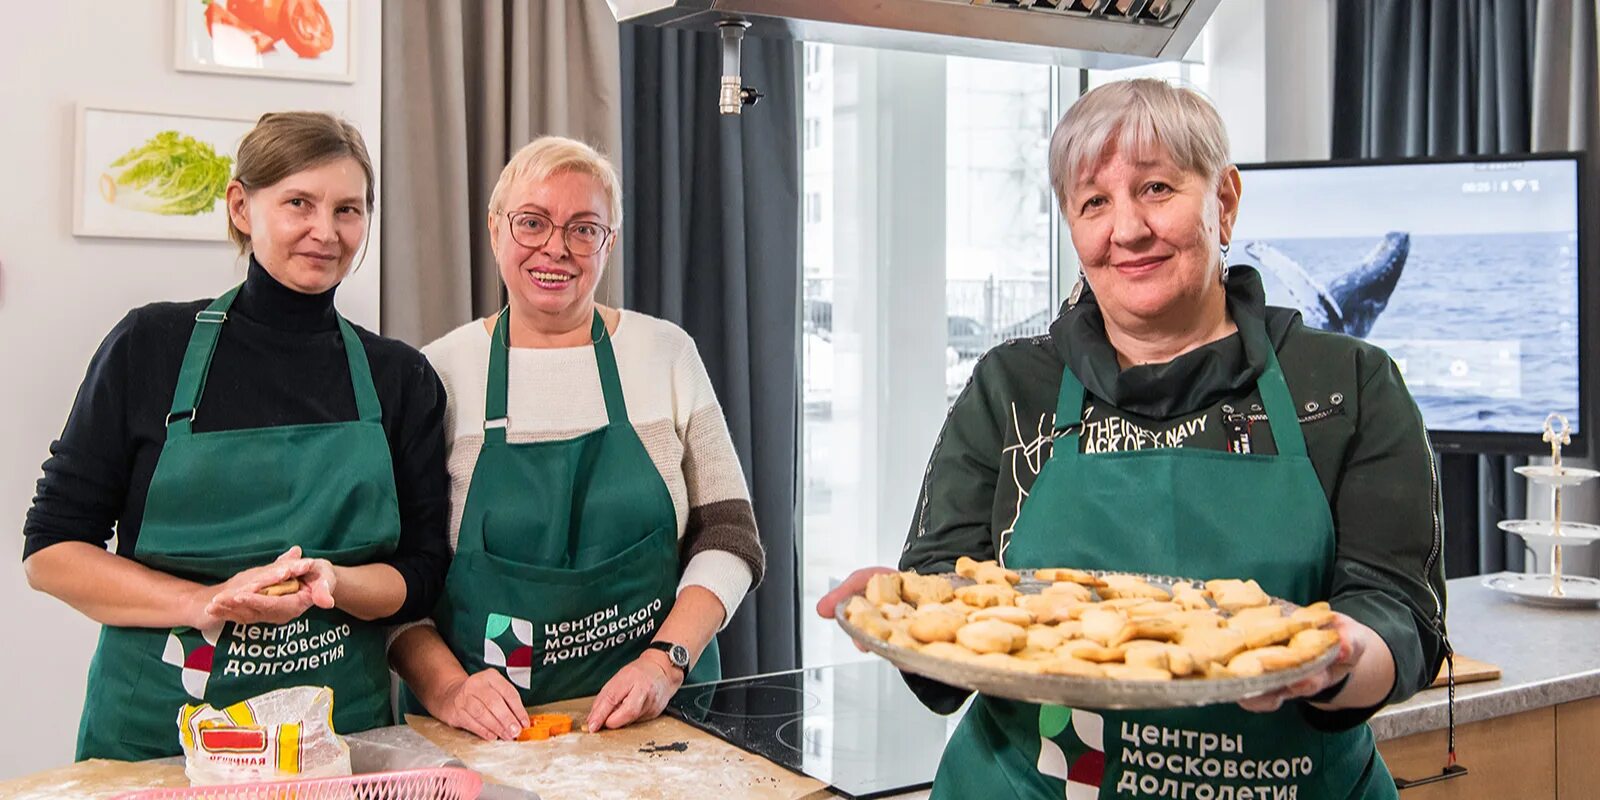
top-left (468, 524), bottom-right (678, 587)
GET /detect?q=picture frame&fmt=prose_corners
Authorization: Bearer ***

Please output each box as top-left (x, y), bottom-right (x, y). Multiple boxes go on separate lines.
top-left (73, 104), bottom-right (256, 242)
top-left (173, 0), bottom-right (355, 84)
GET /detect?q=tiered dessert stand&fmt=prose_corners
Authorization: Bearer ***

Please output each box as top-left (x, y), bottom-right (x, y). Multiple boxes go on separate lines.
top-left (1487, 414), bottom-right (1600, 607)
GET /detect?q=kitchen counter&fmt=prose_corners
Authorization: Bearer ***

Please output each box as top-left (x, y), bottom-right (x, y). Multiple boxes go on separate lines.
top-left (1367, 572), bottom-right (1600, 741)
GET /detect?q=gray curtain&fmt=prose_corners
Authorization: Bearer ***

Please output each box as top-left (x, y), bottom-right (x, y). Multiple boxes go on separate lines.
top-left (1332, 0), bottom-right (1599, 577)
top-left (620, 26), bottom-right (802, 677)
top-left (380, 0), bottom-right (624, 346)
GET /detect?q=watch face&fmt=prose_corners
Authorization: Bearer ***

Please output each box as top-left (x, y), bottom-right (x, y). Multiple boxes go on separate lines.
top-left (669, 644), bottom-right (690, 668)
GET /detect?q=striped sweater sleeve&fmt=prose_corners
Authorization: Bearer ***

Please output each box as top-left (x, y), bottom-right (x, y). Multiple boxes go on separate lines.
top-left (672, 337), bottom-right (764, 629)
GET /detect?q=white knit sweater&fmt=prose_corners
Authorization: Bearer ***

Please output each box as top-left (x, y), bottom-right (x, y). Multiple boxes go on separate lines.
top-left (402, 311), bottom-right (759, 636)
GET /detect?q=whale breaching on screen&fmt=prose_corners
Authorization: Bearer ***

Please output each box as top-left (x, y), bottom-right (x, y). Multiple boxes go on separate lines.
top-left (1246, 232), bottom-right (1410, 338)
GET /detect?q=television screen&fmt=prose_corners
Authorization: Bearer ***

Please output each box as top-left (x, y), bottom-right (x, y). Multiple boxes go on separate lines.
top-left (1232, 155), bottom-right (1583, 449)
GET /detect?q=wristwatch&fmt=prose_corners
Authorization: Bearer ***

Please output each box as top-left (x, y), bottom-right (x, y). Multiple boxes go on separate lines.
top-left (646, 641), bottom-right (691, 675)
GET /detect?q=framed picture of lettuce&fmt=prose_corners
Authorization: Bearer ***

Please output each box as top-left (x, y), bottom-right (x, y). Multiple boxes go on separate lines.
top-left (73, 105), bottom-right (254, 242)
top-left (174, 0), bottom-right (354, 83)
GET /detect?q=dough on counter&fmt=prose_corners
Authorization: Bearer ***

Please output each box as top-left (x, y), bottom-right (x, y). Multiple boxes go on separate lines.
top-left (954, 556), bottom-right (983, 579)
top-left (956, 619), bottom-right (1028, 654)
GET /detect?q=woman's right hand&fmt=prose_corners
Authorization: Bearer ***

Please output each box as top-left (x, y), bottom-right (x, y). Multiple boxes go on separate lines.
top-left (196, 546), bottom-right (319, 627)
top-left (432, 668), bottom-right (531, 742)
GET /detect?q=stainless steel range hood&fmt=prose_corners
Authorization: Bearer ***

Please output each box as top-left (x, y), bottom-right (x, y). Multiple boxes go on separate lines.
top-left (609, 0), bottom-right (1220, 70)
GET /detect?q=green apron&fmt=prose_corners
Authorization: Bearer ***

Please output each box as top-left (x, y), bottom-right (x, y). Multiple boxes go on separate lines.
top-left (405, 310), bottom-right (717, 713)
top-left (75, 286), bottom-right (401, 761)
top-left (930, 317), bottom-right (1395, 800)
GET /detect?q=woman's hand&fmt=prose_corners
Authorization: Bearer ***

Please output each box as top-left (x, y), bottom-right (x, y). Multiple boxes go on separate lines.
top-left (432, 668), bottom-right (530, 742)
top-left (200, 546), bottom-right (332, 627)
top-left (815, 566), bottom-right (898, 619)
top-left (816, 566), bottom-right (898, 653)
top-left (1238, 612), bottom-right (1395, 714)
top-left (585, 653), bottom-right (684, 732)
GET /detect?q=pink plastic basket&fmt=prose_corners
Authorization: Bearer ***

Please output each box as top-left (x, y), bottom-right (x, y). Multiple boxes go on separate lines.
top-left (109, 767), bottom-right (483, 800)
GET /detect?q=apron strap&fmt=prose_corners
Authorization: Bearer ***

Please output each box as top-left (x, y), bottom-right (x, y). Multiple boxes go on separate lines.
top-left (336, 315), bottom-right (383, 424)
top-left (486, 310), bottom-right (512, 445)
top-left (1255, 348), bottom-right (1308, 458)
top-left (1047, 315), bottom-right (1307, 458)
top-left (166, 284), bottom-right (382, 437)
top-left (483, 309), bottom-right (628, 445)
top-left (592, 311), bottom-right (629, 426)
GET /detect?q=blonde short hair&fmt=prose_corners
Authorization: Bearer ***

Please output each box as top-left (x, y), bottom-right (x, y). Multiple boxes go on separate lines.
top-left (488, 136), bottom-right (623, 229)
top-left (1048, 78), bottom-right (1230, 212)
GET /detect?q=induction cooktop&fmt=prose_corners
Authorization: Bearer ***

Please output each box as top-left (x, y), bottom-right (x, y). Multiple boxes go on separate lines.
top-left (667, 659), bottom-right (962, 799)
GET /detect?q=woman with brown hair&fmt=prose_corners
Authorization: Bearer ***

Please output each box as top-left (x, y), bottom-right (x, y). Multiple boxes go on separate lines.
top-left (22, 112), bottom-right (451, 760)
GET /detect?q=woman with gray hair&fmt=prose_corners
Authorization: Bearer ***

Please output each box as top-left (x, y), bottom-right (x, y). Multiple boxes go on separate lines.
top-left (820, 79), bottom-right (1444, 798)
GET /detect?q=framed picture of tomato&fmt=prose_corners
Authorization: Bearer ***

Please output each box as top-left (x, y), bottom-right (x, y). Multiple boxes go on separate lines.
top-left (174, 0), bottom-right (354, 83)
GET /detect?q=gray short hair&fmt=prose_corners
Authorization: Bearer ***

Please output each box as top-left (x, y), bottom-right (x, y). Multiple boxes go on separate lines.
top-left (1048, 78), bottom-right (1230, 212)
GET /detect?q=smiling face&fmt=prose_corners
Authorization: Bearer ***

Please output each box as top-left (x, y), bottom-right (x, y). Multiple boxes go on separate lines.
top-left (227, 156), bottom-right (369, 294)
top-left (1065, 143), bottom-right (1241, 328)
top-left (490, 169), bottom-right (615, 328)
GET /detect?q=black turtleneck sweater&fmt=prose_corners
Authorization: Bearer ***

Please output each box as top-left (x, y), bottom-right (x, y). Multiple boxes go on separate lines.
top-left (22, 260), bottom-right (451, 625)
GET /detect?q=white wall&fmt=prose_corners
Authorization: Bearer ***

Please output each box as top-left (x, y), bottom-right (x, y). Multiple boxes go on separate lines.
top-left (1201, 0), bottom-right (1334, 164)
top-left (0, 1), bottom-right (382, 776)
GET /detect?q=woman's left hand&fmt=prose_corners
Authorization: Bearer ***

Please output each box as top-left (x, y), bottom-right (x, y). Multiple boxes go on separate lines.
top-left (1238, 612), bottom-right (1393, 714)
top-left (585, 653), bottom-right (683, 732)
top-left (204, 546), bottom-right (338, 623)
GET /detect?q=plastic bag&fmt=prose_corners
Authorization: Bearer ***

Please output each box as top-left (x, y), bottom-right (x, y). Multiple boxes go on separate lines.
top-left (177, 685), bottom-right (352, 786)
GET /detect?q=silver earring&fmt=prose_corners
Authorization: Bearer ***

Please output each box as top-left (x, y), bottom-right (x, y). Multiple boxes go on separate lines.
top-left (1220, 243), bottom-right (1231, 283)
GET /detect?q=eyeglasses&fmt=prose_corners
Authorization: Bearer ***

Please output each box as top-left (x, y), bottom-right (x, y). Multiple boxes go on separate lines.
top-left (500, 210), bottom-right (613, 256)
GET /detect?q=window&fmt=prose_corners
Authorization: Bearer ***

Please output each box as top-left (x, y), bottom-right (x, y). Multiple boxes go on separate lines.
top-left (800, 46), bottom-right (1067, 667)
top-left (804, 117), bottom-right (822, 150)
top-left (805, 191), bottom-right (823, 224)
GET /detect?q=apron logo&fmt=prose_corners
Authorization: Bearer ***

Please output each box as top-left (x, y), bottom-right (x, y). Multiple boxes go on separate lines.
top-left (1038, 707), bottom-right (1105, 799)
top-left (484, 613), bottom-right (534, 689)
top-left (161, 625), bottom-right (222, 699)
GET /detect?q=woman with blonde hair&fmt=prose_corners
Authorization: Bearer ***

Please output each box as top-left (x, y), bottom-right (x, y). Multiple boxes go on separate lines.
top-left (390, 136), bottom-right (765, 739)
top-left (25, 111), bottom-right (451, 760)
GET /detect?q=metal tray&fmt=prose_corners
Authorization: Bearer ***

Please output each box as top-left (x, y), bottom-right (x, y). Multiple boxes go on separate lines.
top-left (835, 570), bottom-right (1340, 710)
